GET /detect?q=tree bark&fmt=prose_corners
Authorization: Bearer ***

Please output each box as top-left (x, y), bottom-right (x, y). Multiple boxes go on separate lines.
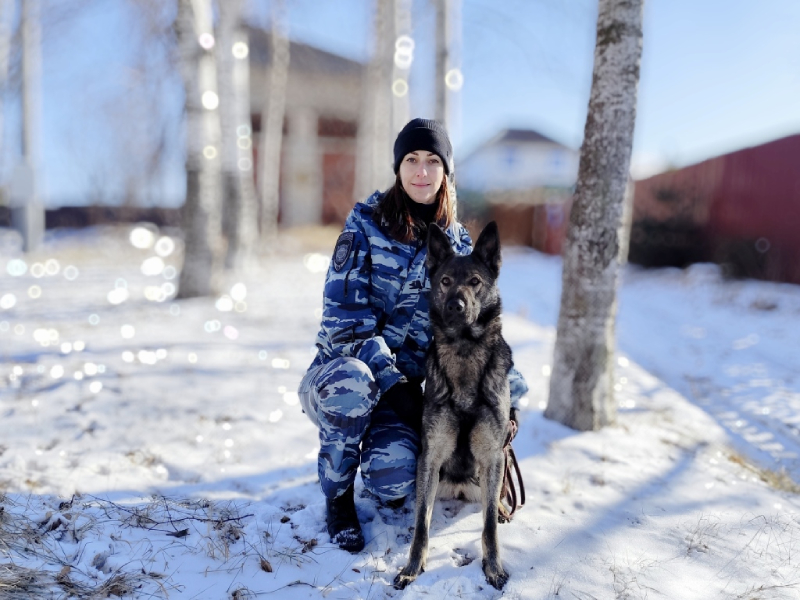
top-left (391, 0), bottom-right (412, 133)
top-left (354, 0), bottom-right (395, 200)
top-left (0, 0), bottom-right (12, 157)
top-left (434, 0), bottom-right (450, 128)
top-left (175, 0), bottom-right (223, 298)
top-left (217, 0), bottom-right (258, 272)
top-left (544, 0), bottom-right (643, 431)
top-left (258, 0), bottom-right (289, 246)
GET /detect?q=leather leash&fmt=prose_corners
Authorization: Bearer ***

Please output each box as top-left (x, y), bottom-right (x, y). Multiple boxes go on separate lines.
top-left (499, 419), bottom-right (525, 521)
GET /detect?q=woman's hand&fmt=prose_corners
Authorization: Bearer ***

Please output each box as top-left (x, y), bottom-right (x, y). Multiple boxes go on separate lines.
top-left (377, 382), bottom-right (424, 435)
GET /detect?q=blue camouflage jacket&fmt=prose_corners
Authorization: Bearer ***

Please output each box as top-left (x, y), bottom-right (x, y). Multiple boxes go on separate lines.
top-left (309, 191), bottom-right (528, 406)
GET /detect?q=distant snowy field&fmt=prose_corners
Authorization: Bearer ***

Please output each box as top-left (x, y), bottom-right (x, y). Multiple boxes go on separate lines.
top-left (1, 225), bottom-right (799, 599)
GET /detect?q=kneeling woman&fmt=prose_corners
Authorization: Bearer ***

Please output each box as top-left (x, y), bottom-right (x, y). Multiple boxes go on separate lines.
top-left (298, 118), bottom-right (528, 552)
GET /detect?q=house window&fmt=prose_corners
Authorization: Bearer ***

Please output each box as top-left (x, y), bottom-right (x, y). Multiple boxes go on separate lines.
top-left (503, 146), bottom-right (517, 169)
top-left (548, 149), bottom-right (565, 172)
top-left (318, 117), bottom-right (357, 138)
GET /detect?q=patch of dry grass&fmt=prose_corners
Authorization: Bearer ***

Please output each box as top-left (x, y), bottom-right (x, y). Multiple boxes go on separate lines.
top-left (727, 453), bottom-right (800, 494)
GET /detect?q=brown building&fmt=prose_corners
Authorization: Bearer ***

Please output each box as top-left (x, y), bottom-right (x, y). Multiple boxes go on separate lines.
top-left (247, 29), bottom-right (366, 228)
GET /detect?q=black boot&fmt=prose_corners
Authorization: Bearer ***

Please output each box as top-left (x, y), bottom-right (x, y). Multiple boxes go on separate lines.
top-left (326, 485), bottom-right (365, 553)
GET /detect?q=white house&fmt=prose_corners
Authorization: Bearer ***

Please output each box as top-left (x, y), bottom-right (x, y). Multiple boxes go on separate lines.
top-left (458, 128), bottom-right (579, 200)
top-left (457, 128), bottom-right (580, 254)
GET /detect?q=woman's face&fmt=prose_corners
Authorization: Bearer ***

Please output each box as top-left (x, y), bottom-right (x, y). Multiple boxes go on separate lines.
top-left (399, 150), bottom-right (445, 205)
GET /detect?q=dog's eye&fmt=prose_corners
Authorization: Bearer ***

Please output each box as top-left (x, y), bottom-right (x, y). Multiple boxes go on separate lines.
top-left (441, 276), bottom-right (451, 286)
top-left (469, 277), bottom-right (481, 286)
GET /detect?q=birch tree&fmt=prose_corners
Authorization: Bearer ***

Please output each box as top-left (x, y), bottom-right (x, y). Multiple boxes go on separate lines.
top-left (258, 0), bottom-right (288, 246)
top-left (354, 0), bottom-right (394, 200)
top-left (0, 0), bottom-right (12, 160)
top-left (217, 0), bottom-right (258, 272)
top-left (175, 0), bottom-right (223, 298)
top-left (544, 0), bottom-right (643, 431)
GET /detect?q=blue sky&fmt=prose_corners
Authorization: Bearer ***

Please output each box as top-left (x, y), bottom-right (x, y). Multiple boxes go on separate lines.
top-left (3, 0), bottom-right (799, 206)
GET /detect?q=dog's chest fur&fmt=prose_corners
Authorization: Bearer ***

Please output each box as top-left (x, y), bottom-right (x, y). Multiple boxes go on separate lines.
top-left (436, 337), bottom-right (492, 406)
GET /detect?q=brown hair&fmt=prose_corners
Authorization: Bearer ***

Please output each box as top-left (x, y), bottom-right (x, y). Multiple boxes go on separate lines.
top-left (374, 175), bottom-right (456, 243)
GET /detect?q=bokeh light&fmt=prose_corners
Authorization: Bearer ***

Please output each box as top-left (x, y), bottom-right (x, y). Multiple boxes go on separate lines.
top-left (45, 259), bottom-right (60, 275)
top-left (0, 294), bottom-right (15, 310)
top-left (232, 41), bottom-right (248, 59)
top-left (392, 79), bottom-right (409, 97)
top-left (198, 32), bottom-right (215, 49)
top-left (64, 265), bottom-right (79, 280)
top-left (130, 227), bottom-right (155, 249)
top-left (141, 256), bottom-right (165, 276)
top-left (230, 283), bottom-right (247, 301)
top-left (303, 253), bottom-right (329, 273)
top-left (215, 296), bottom-right (234, 312)
top-left (445, 68), bottom-right (464, 91)
top-left (7, 259), bottom-right (27, 276)
top-left (154, 236), bottom-right (175, 257)
top-left (202, 91), bottom-right (219, 110)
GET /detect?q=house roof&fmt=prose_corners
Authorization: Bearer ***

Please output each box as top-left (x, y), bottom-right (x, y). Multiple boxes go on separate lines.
top-left (495, 128), bottom-right (560, 145)
top-left (246, 26), bottom-right (364, 77)
top-left (460, 128), bottom-right (570, 164)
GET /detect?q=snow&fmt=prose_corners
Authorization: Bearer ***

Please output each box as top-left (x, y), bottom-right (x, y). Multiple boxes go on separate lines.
top-left (1, 225), bottom-right (800, 599)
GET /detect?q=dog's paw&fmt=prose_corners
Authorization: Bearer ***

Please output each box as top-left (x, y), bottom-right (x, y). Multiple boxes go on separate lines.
top-left (393, 569), bottom-right (418, 590)
top-left (482, 560), bottom-right (509, 590)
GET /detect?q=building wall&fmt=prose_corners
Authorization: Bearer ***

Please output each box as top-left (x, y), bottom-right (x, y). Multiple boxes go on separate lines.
top-left (250, 63), bottom-right (363, 227)
top-left (459, 141), bottom-right (579, 192)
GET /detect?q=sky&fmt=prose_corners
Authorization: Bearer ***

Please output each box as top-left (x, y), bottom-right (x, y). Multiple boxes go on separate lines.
top-left (2, 0), bottom-right (799, 206)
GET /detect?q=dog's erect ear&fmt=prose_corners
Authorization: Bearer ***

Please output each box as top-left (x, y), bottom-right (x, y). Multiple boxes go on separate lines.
top-left (473, 221), bottom-right (501, 278)
top-left (426, 223), bottom-right (455, 273)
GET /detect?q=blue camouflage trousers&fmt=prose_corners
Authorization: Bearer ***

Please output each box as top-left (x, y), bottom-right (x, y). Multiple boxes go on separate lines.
top-left (298, 357), bottom-right (420, 501)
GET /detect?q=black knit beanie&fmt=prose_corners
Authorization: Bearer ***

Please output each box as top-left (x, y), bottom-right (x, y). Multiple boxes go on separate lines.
top-left (393, 118), bottom-right (453, 176)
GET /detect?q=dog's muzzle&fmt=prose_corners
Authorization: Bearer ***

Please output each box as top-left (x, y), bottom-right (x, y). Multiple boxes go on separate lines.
top-left (443, 293), bottom-right (473, 327)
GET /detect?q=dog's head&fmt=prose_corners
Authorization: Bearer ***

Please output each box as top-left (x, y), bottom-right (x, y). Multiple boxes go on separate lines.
top-left (426, 221), bottom-right (502, 332)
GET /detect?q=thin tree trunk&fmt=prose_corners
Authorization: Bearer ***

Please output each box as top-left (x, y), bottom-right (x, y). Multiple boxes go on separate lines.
top-left (258, 0), bottom-right (289, 246)
top-left (544, 0), bottom-right (643, 431)
top-left (175, 0), bottom-right (222, 298)
top-left (217, 0), bottom-right (258, 272)
top-left (13, 0), bottom-right (44, 253)
top-left (434, 0), bottom-right (450, 127)
top-left (0, 0), bottom-right (13, 157)
top-left (391, 0), bottom-right (412, 134)
top-left (355, 0), bottom-right (394, 200)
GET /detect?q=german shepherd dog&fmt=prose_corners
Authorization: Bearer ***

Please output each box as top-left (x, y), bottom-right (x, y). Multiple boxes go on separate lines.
top-left (394, 221), bottom-right (513, 590)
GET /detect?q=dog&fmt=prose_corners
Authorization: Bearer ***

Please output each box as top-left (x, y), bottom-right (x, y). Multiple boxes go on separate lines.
top-left (394, 221), bottom-right (514, 591)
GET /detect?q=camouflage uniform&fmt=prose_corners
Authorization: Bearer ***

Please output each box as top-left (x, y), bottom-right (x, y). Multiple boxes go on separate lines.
top-left (299, 191), bottom-right (529, 501)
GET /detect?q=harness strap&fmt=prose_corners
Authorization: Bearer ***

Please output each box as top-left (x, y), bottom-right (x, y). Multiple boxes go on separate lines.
top-left (499, 419), bottom-right (525, 521)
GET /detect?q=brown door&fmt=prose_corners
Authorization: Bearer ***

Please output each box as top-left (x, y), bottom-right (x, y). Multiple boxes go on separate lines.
top-left (322, 152), bottom-right (356, 225)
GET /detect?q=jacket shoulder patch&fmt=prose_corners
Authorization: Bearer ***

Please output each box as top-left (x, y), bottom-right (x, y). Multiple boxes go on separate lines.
top-left (332, 232), bottom-right (355, 272)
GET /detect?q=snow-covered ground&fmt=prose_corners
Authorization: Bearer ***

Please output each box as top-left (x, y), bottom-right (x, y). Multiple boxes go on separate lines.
top-left (1, 224), bottom-right (799, 599)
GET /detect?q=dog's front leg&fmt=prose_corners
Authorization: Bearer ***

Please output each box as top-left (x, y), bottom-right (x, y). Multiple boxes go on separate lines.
top-left (393, 448), bottom-right (442, 589)
top-left (481, 452), bottom-right (509, 589)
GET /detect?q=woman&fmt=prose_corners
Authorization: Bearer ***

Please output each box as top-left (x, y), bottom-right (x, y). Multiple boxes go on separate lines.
top-left (298, 118), bottom-right (528, 553)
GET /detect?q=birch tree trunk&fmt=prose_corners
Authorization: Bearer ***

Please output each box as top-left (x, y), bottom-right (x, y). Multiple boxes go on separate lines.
top-left (12, 0), bottom-right (44, 253)
top-left (434, 0), bottom-right (451, 128)
top-left (217, 0), bottom-right (258, 272)
top-left (175, 0), bottom-right (223, 298)
top-left (258, 0), bottom-right (289, 246)
top-left (544, 0), bottom-right (643, 431)
top-left (391, 0), bottom-right (412, 134)
top-left (0, 0), bottom-right (12, 156)
top-left (354, 0), bottom-right (394, 200)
